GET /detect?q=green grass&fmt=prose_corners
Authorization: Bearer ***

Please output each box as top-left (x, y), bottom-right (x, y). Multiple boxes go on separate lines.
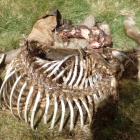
top-left (1, 0), bottom-right (140, 139)
top-left (0, 0), bottom-right (90, 51)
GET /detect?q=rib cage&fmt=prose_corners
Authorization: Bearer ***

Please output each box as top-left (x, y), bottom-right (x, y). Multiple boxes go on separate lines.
top-left (0, 42), bottom-right (119, 131)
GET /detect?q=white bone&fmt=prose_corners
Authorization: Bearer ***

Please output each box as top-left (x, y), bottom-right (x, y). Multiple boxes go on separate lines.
top-left (48, 55), bottom-right (74, 78)
top-left (93, 94), bottom-right (98, 103)
top-left (42, 61), bottom-right (56, 68)
top-left (10, 75), bottom-right (22, 118)
top-left (64, 61), bottom-right (74, 85)
top-left (93, 75), bottom-right (97, 83)
top-left (17, 82), bottom-right (27, 120)
top-left (88, 76), bottom-right (94, 87)
top-left (74, 99), bottom-right (84, 128)
top-left (79, 57), bottom-right (88, 89)
top-left (85, 78), bottom-right (88, 88)
top-left (50, 95), bottom-right (58, 129)
top-left (53, 66), bottom-right (69, 82)
top-left (0, 70), bottom-right (15, 97)
top-left (31, 90), bottom-right (41, 130)
top-left (59, 99), bottom-right (65, 132)
top-left (81, 100), bottom-right (91, 123)
top-left (44, 93), bottom-right (50, 124)
top-left (67, 99), bottom-right (74, 131)
top-left (87, 95), bottom-right (92, 104)
top-left (44, 62), bottom-right (59, 73)
top-left (3, 83), bottom-right (9, 108)
top-left (5, 60), bottom-right (14, 76)
top-left (74, 60), bottom-right (84, 88)
top-left (98, 90), bottom-right (103, 98)
top-left (24, 86), bottom-right (34, 123)
top-left (69, 56), bottom-right (78, 86)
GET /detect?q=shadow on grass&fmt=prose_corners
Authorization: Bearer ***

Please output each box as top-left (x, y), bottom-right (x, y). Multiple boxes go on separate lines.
top-left (93, 79), bottom-right (140, 140)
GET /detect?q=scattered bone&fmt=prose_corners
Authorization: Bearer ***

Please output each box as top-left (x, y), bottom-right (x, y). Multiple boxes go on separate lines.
top-left (100, 21), bottom-right (111, 35)
top-left (123, 17), bottom-right (140, 45)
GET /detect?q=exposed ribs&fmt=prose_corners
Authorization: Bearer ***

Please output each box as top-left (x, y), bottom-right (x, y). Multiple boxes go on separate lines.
top-left (0, 41), bottom-right (120, 131)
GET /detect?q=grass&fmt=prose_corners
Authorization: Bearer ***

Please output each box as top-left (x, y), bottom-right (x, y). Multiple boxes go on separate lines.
top-left (1, 0), bottom-right (140, 139)
top-left (0, 0), bottom-right (90, 51)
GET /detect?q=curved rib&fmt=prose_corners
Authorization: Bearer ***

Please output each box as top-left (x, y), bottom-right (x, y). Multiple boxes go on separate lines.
top-left (44, 93), bottom-right (50, 124)
top-left (48, 55), bottom-right (74, 78)
top-left (24, 86), bottom-right (34, 123)
top-left (69, 56), bottom-right (78, 86)
top-left (67, 99), bottom-right (74, 131)
top-left (81, 100), bottom-right (91, 123)
top-left (3, 83), bottom-right (9, 108)
top-left (59, 99), bottom-right (65, 132)
top-left (36, 61), bottom-right (54, 71)
top-left (10, 75), bottom-right (22, 118)
top-left (64, 61), bottom-right (74, 85)
top-left (73, 59), bottom-right (84, 88)
top-left (74, 99), bottom-right (84, 128)
top-left (85, 78), bottom-right (88, 88)
top-left (88, 76), bottom-right (94, 88)
top-left (93, 94), bottom-right (98, 103)
top-left (5, 60), bottom-right (14, 77)
top-left (31, 90), bottom-right (41, 130)
top-left (0, 70), bottom-right (15, 97)
top-left (17, 81), bottom-right (27, 120)
top-left (44, 62), bottom-right (59, 73)
top-left (79, 57), bottom-right (88, 89)
top-left (53, 66), bottom-right (70, 82)
top-left (87, 95), bottom-right (92, 104)
top-left (50, 95), bottom-right (58, 129)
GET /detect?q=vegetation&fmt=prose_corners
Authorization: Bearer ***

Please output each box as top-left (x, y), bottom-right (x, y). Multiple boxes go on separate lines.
top-left (0, 0), bottom-right (140, 139)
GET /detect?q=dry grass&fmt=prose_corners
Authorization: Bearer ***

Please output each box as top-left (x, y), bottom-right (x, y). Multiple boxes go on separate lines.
top-left (1, 0), bottom-right (140, 139)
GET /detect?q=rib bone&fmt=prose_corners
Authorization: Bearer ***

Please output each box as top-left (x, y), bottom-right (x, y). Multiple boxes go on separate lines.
top-left (24, 86), bottom-right (34, 123)
top-left (10, 75), bottom-right (22, 118)
top-left (50, 95), bottom-right (58, 129)
top-left (74, 98), bottom-right (84, 128)
top-left (31, 90), bottom-right (41, 130)
top-left (59, 99), bottom-right (65, 132)
top-left (44, 93), bottom-right (50, 124)
top-left (17, 81), bottom-right (27, 120)
top-left (69, 56), bottom-right (78, 86)
top-left (67, 99), bottom-right (74, 131)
